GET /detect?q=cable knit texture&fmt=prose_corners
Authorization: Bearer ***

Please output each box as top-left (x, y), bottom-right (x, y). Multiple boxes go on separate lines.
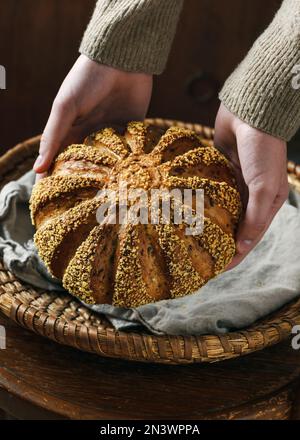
top-left (79, 0), bottom-right (184, 75)
top-left (219, 0), bottom-right (300, 141)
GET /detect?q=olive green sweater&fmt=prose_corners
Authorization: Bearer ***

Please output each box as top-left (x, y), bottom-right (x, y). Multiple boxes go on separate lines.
top-left (80, 0), bottom-right (300, 142)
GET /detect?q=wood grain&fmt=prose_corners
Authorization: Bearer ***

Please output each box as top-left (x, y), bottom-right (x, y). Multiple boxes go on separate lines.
top-left (148, 0), bottom-right (282, 127)
top-left (0, 0), bottom-right (281, 153)
top-left (0, 312), bottom-right (300, 420)
top-left (0, 0), bottom-right (94, 152)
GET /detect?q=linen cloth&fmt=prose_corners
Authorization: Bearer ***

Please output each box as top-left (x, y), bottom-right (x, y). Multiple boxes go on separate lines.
top-left (1, 169), bottom-right (300, 336)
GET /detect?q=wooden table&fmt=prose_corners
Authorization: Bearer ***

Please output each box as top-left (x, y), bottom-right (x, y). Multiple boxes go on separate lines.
top-left (0, 312), bottom-right (300, 420)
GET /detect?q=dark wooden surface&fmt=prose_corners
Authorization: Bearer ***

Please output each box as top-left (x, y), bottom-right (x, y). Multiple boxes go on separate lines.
top-left (1, 0), bottom-right (300, 420)
top-left (0, 312), bottom-right (300, 420)
top-left (0, 0), bottom-right (95, 152)
top-left (0, 0), bottom-right (282, 153)
top-left (150, 0), bottom-right (282, 128)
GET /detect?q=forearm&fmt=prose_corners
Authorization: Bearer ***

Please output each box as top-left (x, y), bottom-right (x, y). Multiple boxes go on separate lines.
top-left (79, 0), bottom-right (184, 75)
top-left (219, 0), bottom-right (300, 141)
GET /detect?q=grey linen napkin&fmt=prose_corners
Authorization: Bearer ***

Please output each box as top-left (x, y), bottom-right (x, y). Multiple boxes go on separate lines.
top-left (1, 169), bottom-right (300, 336)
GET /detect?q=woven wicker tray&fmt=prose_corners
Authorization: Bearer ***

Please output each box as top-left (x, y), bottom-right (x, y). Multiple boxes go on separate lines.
top-left (0, 118), bottom-right (300, 365)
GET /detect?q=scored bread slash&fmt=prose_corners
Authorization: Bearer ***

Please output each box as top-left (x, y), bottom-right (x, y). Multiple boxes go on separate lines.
top-left (29, 121), bottom-right (242, 308)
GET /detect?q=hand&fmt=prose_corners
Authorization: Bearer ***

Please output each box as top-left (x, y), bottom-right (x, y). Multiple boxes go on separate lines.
top-left (214, 103), bottom-right (289, 270)
top-left (33, 54), bottom-right (153, 181)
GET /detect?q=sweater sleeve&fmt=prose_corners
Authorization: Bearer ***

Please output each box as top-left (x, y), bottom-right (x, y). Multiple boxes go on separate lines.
top-left (79, 0), bottom-right (184, 75)
top-left (219, 0), bottom-right (300, 141)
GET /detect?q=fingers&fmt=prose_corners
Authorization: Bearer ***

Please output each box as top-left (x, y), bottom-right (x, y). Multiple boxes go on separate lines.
top-left (32, 102), bottom-right (128, 184)
top-left (236, 160), bottom-right (289, 249)
top-left (267, 169), bottom-right (289, 222)
top-left (214, 103), bottom-right (288, 272)
top-left (35, 172), bottom-right (48, 184)
top-left (214, 104), bottom-right (249, 209)
top-left (33, 98), bottom-right (76, 174)
top-left (226, 170), bottom-right (289, 271)
top-left (226, 205), bottom-right (274, 270)
top-left (32, 107), bottom-right (128, 183)
top-left (225, 187), bottom-right (276, 270)
top-left (236, 181), bottom-right (276, 251)
top-left (230, 124), bottom-right (287, 270)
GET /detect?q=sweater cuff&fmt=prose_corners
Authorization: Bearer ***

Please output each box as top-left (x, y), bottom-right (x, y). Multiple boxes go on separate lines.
top-left (219, 0), bottom-right (300, 142)
top-left (79, 0), bottom-right (184, 75)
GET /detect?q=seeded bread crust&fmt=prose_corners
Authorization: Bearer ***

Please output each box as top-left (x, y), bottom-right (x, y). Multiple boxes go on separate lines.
top-left (30, 121), bottom-right (242, 308)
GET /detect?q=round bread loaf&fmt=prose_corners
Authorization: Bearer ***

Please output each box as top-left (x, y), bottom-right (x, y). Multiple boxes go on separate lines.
top-left (30, 121), bottom-right (242, 308)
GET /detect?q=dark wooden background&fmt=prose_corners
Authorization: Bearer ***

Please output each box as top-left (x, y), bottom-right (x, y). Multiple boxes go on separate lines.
top-left (2, 0), bottom-right (298, 160)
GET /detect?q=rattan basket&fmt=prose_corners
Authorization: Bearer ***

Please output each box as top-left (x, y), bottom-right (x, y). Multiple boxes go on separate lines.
top-left (0, 118), bottom-right (300, 365)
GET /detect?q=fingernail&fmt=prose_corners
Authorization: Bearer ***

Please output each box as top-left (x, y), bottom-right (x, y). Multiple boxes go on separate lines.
top-left (33, 154), bottom-right (43, 170)
top-left (243, 240), bottom-right (252, 246)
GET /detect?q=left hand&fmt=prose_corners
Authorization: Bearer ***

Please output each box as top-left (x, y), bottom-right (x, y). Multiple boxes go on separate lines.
top-left (33, 54), bottom-right (153, 182)
top-left (214, 103), bottom-right (289, 270)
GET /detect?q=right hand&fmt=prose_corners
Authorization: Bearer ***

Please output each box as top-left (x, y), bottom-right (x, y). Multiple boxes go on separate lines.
top-left (33, 54), bottom-right (153, 181)
top-left (214, 103), bottom-right (289, 270)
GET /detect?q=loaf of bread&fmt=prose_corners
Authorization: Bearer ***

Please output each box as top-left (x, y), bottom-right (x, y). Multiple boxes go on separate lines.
top-left (30, 121), bottom-right (242, 308)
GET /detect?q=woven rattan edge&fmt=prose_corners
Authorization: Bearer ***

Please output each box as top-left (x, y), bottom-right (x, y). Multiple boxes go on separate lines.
top-left (0, 120), bottom-right (299, 364)
top-left (2, 283), bottom-right (300, 365)
top-left (0, 135), bottom-right (40, 191)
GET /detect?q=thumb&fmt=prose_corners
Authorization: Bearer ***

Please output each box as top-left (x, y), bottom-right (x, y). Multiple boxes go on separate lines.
top-left (33, 99), bottom-right (75, 173)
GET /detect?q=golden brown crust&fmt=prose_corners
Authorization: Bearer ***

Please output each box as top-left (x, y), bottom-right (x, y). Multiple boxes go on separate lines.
top-left (155, 223), bottom-right (206, 299)
top-left (113, 225), bottom-right (155, 308)
top-left (33, 198), bottom-right (100, 277)
top-left (134, 224), bottom-right (170, 302)
top-left (33, 187), bottom-right (99, 229)
top-left (30, 121), bottom-right (242, 308)
top-left (164, 146), bottom-right (236, 186)
top-left (164, 175), bottom-right (241, 220)
top-left (30, 175), bottom-right (103, 225)
top-left (152, 126), bottom-right (203, 162)
top-left (84, 127), bottom-right (129, 158)
top-left (54, 144), bottom-right (118, 167)
top-left (63, 224), bottom-right (119, 304)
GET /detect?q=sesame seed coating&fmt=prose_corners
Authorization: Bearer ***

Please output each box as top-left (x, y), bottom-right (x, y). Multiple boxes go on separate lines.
top-left (127, 121), bottom-right (147, 144)
top-left (167, 145), bottom-right (230, 169)
top-left (125, 120), bottom-right (158, 155)
top-left (195, 217), bottom-right (236, 273)
top-left (34, 198), bottom-right (100, 276)
top-left (153, 126), bottom-right (203, 155)
top-left (63, 225), bottom-right (104, 304)
top-left (30, 175), bottom-right (103, 224)
top-left (30, 121), bottom-right (242, 308)
top-left (164, 175), bottom-right (242, 220)
top-left (155, 223), bottom-right (205, 298)
top-left (55, 144), bottom-right (118, 167)
top-left (85, 127), bottom-right (129, 158)
top-left (113, 225), bottom-right (154, 308)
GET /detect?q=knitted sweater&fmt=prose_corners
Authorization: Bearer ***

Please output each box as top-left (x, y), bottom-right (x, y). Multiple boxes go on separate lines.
top-left (79, 0), bottom-right (300, 142)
